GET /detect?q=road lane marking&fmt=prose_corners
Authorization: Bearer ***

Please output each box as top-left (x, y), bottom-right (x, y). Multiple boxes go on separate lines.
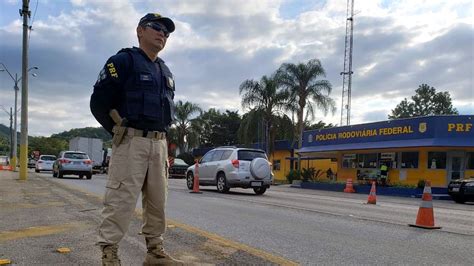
top-left (134, 209), bottom-right (298, 265)
top-left (52, 180), bottom-right (299, 264)
top-left (0, 222), bottom-right (90, 242)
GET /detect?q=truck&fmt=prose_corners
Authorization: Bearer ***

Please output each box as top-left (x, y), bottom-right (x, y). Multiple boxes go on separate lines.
top-left (69, 137), bottom-right (103, 174)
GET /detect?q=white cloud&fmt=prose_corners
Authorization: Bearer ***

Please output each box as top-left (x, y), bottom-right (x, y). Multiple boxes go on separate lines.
top-left (0, 0), bottom-right (472, 136)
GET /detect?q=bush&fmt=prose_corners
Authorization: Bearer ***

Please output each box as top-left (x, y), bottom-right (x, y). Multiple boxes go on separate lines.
top-left (301, 168), bottom-right (316, 182)
top-left (417, 179), bottom-right (425, 189)
top-left (286, 169), bottom-right (301, 183)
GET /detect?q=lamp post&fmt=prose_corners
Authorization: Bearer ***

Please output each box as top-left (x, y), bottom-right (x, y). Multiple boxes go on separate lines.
top-left (0, 63), bottom-right (38, 171)
top-left (0, 106), bottom-right (13, 160)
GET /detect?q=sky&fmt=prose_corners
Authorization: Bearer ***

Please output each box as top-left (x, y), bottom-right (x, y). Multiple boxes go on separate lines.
top-left (0, 0), bottom-right (473, 137)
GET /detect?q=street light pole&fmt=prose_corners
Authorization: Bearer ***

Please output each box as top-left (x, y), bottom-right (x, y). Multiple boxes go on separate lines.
top-left (0, 65), bottom-right (37, 172)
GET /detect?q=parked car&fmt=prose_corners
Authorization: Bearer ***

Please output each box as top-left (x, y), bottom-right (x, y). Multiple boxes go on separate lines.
top-left (28, 158), bottom-right (37, 168)
top-left (169, 158), bottom-right (189, 178)
top-left (0, 155), bottom-right (8, 166)
top-left (447, 177), bottom-right (474, 203)
top-left (186, 147), bottom-right (273, 195)
top-left (52, 151), bottom-right (93, 179)
top-left (35, 155), bottom-right (56, 172)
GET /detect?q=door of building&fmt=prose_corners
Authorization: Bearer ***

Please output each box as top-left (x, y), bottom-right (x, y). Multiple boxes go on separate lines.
top-left (447, 152), bottom-right (465, 181)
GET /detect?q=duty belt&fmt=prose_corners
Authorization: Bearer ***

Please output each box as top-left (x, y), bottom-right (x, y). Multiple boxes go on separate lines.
top-left (126, 127), bottom-right (166, 140)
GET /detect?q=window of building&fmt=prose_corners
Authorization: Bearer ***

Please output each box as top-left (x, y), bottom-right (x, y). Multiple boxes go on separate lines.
top-left (357, 153), bottom-right (378, 168)
top-left (427, 152), bottom-right (447, 169)
top-left (342, 154), bottom-right (357, 168)
top-left (273, 160), bottom-right (281, 171)
top-left (467, 152), bottom-right (474, 170)
top-left (401, 152), bottom-right (419, 169)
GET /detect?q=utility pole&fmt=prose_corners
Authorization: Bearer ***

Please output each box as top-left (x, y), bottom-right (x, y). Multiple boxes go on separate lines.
top-left (19, 0), bottom-right (31, 180)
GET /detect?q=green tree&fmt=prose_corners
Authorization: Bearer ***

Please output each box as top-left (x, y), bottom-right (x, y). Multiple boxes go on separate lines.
top-left (239, 75), bottom-right (291, 155)
top-left (389, 84), bottom-right (459, 119)
top-left (173, 100), bottom-right (202, 153)
top-left (276, 59), bottom-right (335, 168)
top-left (198, 109), bottom-right (241, 147)
top-left (29, 137), bottom-right (68, 157)
top-left (306, 120), bottom-right (335, 130)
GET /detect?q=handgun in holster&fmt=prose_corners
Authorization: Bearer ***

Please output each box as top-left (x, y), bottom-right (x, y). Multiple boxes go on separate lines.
top-left (109, 109), bottom-right (128, 146)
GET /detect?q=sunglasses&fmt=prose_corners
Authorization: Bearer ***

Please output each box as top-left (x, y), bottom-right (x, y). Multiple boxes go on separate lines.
top-left (145, 22), bottom-right (170, 37)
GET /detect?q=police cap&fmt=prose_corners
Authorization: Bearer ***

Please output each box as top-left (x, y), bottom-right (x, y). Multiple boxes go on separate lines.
top-left (139, 13), bottom-right (175, 33)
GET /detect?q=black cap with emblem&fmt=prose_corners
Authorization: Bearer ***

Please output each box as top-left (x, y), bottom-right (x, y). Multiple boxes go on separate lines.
top-left (139, 13), bottom-right (175, 33)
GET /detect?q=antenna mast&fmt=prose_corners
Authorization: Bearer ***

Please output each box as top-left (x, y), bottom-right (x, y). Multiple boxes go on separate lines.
top-left (340, 0), bottom-right (354, 126)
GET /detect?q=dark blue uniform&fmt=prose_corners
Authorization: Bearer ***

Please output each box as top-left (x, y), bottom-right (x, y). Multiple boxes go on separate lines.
top-left (90, 47), bottom-right (175, 135)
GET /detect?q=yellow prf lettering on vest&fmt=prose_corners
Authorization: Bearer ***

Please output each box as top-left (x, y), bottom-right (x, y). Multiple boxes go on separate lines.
top-left (107, 63), bottom-right (118, 78)
top-left (448, 123), bottom-right (473, 132)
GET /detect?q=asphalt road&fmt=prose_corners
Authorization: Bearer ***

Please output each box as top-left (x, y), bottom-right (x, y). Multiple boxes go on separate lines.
top-left (39, 171), bottom-right (474, 265)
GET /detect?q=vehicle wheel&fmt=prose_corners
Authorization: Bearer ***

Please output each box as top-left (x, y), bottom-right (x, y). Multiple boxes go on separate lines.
top-left (253, 187), bottom-right (267, 195)
top-left (186, 172), bottom-right (194, 190)
top-left (79, 174), bottom-right (84, 179)
top-left (86, 173), bottom-right (92, 180)
top-left (52, 170), bottom-right (57, 178)
top-left (58, 170), bottom-right (63, 179)
top-left (452, 196), bottom-right (466, 204)
top-left (216, 173), bottom-right (230, 193)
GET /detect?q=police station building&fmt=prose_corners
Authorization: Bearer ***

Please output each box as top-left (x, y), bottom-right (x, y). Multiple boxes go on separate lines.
top-left (298, 115), bottom-right (474, 187)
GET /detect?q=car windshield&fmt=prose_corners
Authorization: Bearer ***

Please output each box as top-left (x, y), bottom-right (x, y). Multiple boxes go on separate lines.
top-left (237, 150), bottom-right (267, 161)
top-left (64, 153), bottom-right (88, 159)
top-left (174, 158), bottom-right (187, 165)
top-left (41, 156), bottom-right (56, 161)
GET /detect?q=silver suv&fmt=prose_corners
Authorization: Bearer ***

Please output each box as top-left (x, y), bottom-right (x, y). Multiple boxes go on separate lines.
top-left (186, 147), bottom-right (273, 195)
top-left (52, 151), bottom-right (93, 179)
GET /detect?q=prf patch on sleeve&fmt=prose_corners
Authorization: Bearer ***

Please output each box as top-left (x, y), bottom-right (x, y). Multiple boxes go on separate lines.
top-left (107, 62), bottom-right (118, 78)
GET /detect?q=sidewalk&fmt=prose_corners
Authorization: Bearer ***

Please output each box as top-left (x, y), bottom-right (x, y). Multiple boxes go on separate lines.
top-left (0, 170), bottom-right (283, 265)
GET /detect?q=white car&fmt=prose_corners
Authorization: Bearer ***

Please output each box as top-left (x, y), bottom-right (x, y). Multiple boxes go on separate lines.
top-left (35, 155), bottom-right (57, 172)
top-left (186, 147), bottom-right (273, 195)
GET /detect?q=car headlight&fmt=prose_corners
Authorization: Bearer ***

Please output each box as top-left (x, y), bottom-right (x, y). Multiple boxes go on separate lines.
top-left (464, 183), bottom-right (474, 187)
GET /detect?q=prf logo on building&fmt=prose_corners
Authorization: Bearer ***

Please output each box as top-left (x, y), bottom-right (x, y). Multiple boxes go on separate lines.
top-left (418, 122), bottom-right (427, 133)
top-left (448, 123), bottom-right (472, 132)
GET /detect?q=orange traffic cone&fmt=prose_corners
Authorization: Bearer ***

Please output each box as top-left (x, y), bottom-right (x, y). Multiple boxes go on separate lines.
top-left (190, 161), bottom-right (202, 194)
top-left (409, 180), bottom-right (441, 229)
top-left (344, 178), bottom-right (355, 193)
top-left (367, 181), bottom-right (377, 204)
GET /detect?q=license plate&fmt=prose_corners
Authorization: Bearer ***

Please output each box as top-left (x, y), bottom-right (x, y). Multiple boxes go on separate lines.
top-left (452, 187), bottom-right (460, 192)
top-left (250, 181), bottom-right (262, 187)
top-left (74, 161), bottom-right (81, 165)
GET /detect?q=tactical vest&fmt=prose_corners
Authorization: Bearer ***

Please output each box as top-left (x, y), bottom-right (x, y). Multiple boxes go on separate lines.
top-left (118, 48), bottom-right (175, 128)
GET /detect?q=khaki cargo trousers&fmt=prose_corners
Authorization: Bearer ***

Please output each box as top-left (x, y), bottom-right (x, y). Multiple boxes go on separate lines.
top-left (98, 133), bottom-right (168, 246)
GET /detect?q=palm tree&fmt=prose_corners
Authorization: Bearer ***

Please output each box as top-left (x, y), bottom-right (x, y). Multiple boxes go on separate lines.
top-left (276, 59), bottom-right (336, 169)
top-left (173, 100), bottom-right (202, 153)
top-left (239, 75), bottom-right (291, 155)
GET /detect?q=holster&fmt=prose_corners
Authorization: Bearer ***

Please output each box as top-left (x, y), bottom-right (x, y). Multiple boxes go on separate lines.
top-left (112, 125), bottom-right (127, 146)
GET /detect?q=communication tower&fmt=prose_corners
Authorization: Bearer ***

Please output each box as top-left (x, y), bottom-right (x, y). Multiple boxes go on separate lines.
top-left (340, 0), bottom-right (354, 126)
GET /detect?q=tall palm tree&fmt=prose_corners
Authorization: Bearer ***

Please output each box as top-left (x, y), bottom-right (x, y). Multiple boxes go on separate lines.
top-left (173, 100), bottom-right (202, 153)
top-left (239, 75), bottom-right (290, 155)
top-left (276, 59), bottom-right (336, 168)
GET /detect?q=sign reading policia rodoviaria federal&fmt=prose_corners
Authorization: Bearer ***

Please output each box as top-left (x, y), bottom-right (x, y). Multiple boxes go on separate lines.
top-left (303, 115), bottom-right (473, 147)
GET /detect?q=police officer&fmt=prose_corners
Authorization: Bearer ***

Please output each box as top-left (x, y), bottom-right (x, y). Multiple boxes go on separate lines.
top-left (90, 13), bottom-right (181, 266)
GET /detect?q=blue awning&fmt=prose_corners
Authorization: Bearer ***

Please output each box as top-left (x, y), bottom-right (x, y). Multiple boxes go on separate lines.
top-left (298, 137), bottom-right (474, 153)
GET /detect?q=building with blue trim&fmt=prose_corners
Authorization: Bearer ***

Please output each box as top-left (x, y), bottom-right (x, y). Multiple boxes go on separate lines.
top-left (298, 115), bottom-right (474, 187)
